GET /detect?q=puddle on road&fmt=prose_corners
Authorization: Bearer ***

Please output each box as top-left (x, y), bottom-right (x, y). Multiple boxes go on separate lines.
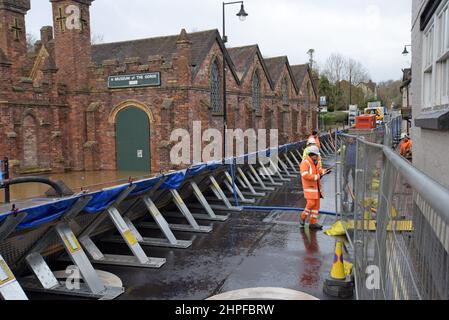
top-left (0, 170), bottom-right (150, 202)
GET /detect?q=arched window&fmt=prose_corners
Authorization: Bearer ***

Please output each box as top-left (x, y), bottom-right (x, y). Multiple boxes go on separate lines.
top-left (305, 82), bottom-right (311, 108)
top-left (210, 61), bottom-right (221, 113)
top-left (252, 71), bottom-right (260, 113)
top-left (282, 78), bottom-right (289, 105)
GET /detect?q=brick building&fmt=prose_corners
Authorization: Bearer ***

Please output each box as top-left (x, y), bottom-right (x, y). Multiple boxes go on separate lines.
top-left (0, 0), bottom-right (318, 174)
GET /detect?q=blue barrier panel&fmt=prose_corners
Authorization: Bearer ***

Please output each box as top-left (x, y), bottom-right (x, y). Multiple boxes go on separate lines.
top-left (0, 138), bottom-right (309, 234)
top-left (84, 184), bottom-right (129, 214)
top-left (160, 171), bottom-right (187, 190)
top-left (185, 165), bottom-right (208, 179)
top-left (0, 197), bottom-right (82, 231)
top-left (128, 177), bottom-right (162, 197)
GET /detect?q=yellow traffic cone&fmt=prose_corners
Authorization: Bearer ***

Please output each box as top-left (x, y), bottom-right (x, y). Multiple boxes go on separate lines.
top-left (330, 241), bottom-right (346, 280)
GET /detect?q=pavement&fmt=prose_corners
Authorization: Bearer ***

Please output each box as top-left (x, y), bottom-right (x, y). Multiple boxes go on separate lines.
top-left (26, 162), bottom-right (342, 301)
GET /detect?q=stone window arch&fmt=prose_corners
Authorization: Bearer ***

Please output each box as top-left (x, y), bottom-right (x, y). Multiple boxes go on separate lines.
top-left (108, 100), bottom-right (155, 124)
top-left (210, 60), bottom-right (222, 113)
top-left (252, 70), bottom-right (261, 113)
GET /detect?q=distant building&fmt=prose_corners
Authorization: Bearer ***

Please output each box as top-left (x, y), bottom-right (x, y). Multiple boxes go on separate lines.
top-left (0, 0), bottom-right (318, 175)
top-left (400, 68), bottom-right (412, 133)
top-left (357, 80), bottom-right (378, 100)
top-left (411, 0), bottom-right (449, 188)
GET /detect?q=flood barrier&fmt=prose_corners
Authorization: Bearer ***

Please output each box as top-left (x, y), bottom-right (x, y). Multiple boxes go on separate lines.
top-left (0, 133), bottom-right (338, 300)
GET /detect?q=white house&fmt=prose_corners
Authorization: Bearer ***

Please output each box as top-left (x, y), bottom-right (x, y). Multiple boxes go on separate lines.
top-left (411, 0), bottom-right (449, 188)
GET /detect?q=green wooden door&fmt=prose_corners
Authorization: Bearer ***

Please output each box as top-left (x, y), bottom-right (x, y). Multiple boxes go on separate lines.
top-left (116, 107), bottom-right (150, 172)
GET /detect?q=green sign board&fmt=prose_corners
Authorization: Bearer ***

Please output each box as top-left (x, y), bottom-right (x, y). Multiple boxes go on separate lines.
top-left (108, 72), bottom-right (161, 89)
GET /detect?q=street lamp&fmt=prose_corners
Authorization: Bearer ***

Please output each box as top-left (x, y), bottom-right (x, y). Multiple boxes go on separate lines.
top-left (222, 1), bottom-right (248, 161)
top-left (402, 45), bottom-right (411, 56)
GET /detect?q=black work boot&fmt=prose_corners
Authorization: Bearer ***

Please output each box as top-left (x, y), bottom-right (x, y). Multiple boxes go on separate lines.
top-left (309, 224), bottom-right (323, 230)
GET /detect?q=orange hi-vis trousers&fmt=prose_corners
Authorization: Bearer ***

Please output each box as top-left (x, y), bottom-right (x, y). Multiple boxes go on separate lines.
top-left (301, 199), bottom-right (321, 225)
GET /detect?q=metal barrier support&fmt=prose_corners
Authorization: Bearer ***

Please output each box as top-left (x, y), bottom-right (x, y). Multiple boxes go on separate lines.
top-left (105, 198), bottom-right (194, 250)
top-left (278, 158), bottom-right (297, 177)
top-left (267, 159), bottom-right (290, 182)
top-left (77, 186), bottom-right (166, 269)
top-left (321, 140), bottom-right (333, 158)
top-left (104, 178), bottom-right (194, 249)
top-left (139, 190), bottom-right (213, 234)
top-left (0, 212), bottom-right (27, 242)
top-left (289, 151), bottom-right (301, 166)
top-left (248, 165), bottom-right (276, 191)
top-left (255, 164), bottom-right (283, 186)
top-left (295, 149), bottom-right (304, 161)
top-left (237, 167), bottom-right (266, 197)
top-left (0, 255), bottom-right (28, 300)
top-left (191, 175), bottom-right (242, 213)
top-left (189, 181), bottom-right (230, 222)
top-left (284, 153), bottom-right (300, 173)
top-left (0, 213), bottom-right (29, 300)
top-left (223, 172), bottom-right (256, 204)
top-left (19, 196), bottom-right (124, 299)
top-left (235, 175), bottom-right (262, 198)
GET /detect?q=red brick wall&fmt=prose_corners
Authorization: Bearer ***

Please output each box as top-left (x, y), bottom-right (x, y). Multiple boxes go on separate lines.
top-left (0, 1), bottom-right (319, 175)
top-left (0, 1), bottom-right (30, 80)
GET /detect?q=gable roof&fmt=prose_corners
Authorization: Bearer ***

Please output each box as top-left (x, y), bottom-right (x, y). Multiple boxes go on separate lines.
top-left (264, 56), bottom-right (299, 93)
top-left (291, 63), bottom-right (318, 99)
top-left (291, 64), bottom-right (308, 89)
top-left (228, 45), bottom-right (274, 90)
top-left (91, 29), bottom-right (240, 84)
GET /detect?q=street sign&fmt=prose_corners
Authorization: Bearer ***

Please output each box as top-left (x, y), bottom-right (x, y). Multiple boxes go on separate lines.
top-left (367, 101), bottom-right (381, 109)
top-left (108, 72), bottom-right (161, 89)
top-left (320, 96), bottom-right (327, 106)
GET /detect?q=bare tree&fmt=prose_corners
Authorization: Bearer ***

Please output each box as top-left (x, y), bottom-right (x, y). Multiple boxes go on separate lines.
top-left (322, 53), bottom-right (346, 84)
top-left (320, 53), bottom-right (372, 110)
top-left (91, 33), bottom-right (105, 45)
top-left (26, 33), bottom-right (37, 53)
top-left (322, 53), bottom-right (370, 84)
top-left (345, 58), bottom-right (370, 86)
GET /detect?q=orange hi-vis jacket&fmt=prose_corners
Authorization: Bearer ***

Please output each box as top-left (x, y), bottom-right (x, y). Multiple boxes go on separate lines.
top-left (400, 140), bottom-right (413, 158)
top-left (308, 135), bottom-right (321, 149)
top-left (300, 156), bottom-right (325, 200)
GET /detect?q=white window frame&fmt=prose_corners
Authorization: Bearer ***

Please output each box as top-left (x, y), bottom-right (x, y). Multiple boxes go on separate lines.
top-left (422, 0), bottom-right (449, 109)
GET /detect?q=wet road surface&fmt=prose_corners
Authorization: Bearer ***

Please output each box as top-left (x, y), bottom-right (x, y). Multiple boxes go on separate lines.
top-left (26, 169), bottom-right (340, 300)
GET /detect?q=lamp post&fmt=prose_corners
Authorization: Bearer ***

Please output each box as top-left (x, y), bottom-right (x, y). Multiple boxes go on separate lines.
top-left (222, 1), bottom-right (248, 162)
top-left (402, 45), bottom-right (411, 56)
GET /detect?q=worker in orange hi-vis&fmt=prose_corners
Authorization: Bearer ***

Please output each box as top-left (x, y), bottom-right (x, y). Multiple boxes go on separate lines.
top-left (399, 133), bottom-right (413, 161)
top-left (308, 131), bottom-right (321, 150)
top-left (300, 145), bottom-right (329, 230)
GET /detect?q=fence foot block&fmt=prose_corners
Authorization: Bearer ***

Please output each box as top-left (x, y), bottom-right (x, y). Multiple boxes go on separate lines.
top-left (323, 277), bottom-right (354, 299)
top-left (19, 278), bottom-right (124, 300)
top-left (103, 235), bottom-right (193, 249)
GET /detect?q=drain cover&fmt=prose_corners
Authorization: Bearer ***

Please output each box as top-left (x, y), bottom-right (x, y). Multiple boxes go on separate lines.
top-left (207, 287), bottom-right (319, 300)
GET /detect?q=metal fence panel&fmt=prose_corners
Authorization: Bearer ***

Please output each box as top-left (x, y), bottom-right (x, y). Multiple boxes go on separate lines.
top-left (336, 119), bottom-right (449, 300)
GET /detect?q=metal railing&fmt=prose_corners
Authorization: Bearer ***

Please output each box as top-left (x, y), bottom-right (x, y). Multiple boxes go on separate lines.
top-left (383, 112), bottom-right (402, 148)
top-left (335, 127), bottom-right (449, 300)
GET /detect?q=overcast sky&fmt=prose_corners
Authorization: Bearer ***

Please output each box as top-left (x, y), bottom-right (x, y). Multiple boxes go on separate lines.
top-left (25, 0), bottom-right (412, 82)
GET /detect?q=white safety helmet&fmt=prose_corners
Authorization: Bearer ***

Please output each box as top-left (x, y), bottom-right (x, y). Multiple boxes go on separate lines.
top-left (401, 133), bottom-right (409, 140)
top-left (308, 145), bottom-right (320, 156)
top-left (307, 137), bottom-right (316, 145)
